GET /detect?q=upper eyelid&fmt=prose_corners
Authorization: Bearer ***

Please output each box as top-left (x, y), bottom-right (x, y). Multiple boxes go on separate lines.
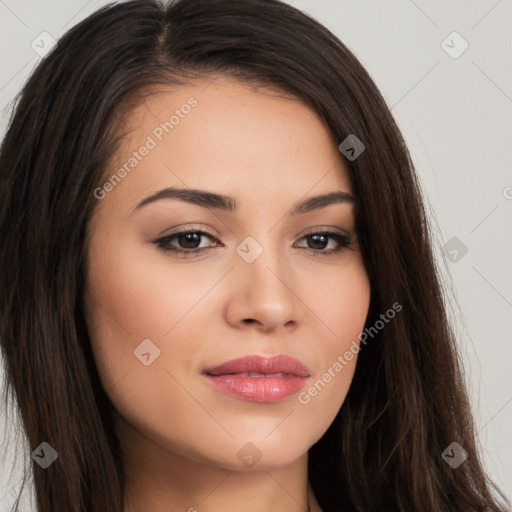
top-left (160, 227), bottom-right (220, 242)
top-left (158, 226), bottom-right (350, 240)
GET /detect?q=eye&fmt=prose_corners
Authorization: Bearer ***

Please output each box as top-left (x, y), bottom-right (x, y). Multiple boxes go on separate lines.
top-left (154, 229), bottom-right (221, 258)
top-left (153, 229), bottom-right (353, 258)
top-left (293, 231), bottom-right (353, 256)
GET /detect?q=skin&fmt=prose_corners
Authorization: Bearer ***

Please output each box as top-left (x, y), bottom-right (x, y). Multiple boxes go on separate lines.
top-left (84, 76), bottom-right (371, 512)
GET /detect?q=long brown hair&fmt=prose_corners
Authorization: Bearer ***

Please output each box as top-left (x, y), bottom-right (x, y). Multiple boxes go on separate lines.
top-left (0, 1), bottom-right (509, 511)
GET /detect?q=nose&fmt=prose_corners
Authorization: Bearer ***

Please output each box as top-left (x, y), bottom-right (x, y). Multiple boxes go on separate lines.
top-left (224, 240), bottom-right (299, 334)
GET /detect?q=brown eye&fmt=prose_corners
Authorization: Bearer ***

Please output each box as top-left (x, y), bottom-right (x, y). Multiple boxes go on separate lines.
top-left (154, 229), bottom-right (220, 257)
top-left (174, 232), bottom-right (202, 249)
top-left (294, 232), bottom-right (352, 256)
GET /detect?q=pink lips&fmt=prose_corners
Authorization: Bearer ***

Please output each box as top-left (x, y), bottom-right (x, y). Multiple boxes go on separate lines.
top-left (203, 354), bottom-right (310, 403)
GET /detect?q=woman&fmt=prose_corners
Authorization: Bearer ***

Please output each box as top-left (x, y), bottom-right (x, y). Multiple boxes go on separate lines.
top-left (0, 0), bottom-right (508, 511)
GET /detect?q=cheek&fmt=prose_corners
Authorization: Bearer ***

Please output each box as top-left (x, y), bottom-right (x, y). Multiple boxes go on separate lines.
top-left (294, 258), bottom-right (370, 424)
top-left (83, 229), bottom-right (229, 395)
top-left (83, 233), bottom-right (209, 445)
top-left (298, 253), bottom-right (370, 347)
top-left (85, 231), bottom-right (211, 342)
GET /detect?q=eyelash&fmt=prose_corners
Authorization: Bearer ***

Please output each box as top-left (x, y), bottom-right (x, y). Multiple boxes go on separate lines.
top-left (153, 228), bottom-right (353, 258)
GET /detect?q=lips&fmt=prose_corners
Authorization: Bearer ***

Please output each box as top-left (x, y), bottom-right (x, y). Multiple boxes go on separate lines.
top-left (203, 354), bottom-right (310, 402)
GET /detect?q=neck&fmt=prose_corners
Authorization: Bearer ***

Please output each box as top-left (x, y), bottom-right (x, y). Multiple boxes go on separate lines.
top-left (116, 414), bottom-right (321, 512)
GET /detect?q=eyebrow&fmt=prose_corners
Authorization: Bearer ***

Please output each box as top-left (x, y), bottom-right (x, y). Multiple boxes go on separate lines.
top-left (131, 187), bottom-right (355, 216)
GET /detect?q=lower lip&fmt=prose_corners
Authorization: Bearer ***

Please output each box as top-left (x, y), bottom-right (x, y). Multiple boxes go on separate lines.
top-left (204, 374), bottom-right (308, 402)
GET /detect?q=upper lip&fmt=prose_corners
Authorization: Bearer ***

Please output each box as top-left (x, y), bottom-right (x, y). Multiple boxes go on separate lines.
top-left (204, 354), bottom-right (310, 377)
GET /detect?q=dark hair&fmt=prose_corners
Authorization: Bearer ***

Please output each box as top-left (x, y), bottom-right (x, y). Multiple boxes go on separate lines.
top-left (0, 0), bottom-right (509, 511)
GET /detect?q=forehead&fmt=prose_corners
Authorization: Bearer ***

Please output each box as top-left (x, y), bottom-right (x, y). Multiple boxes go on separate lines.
top-left (97, 76), bottom-right (353, 215)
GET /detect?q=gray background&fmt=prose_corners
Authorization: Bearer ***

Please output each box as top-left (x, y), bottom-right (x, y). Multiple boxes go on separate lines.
top-left (1, 0), bottom-right (511, 510)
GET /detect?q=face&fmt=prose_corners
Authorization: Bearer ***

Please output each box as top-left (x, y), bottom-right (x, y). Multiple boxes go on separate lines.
top-left (84, 76), bottom-right (371, 473)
